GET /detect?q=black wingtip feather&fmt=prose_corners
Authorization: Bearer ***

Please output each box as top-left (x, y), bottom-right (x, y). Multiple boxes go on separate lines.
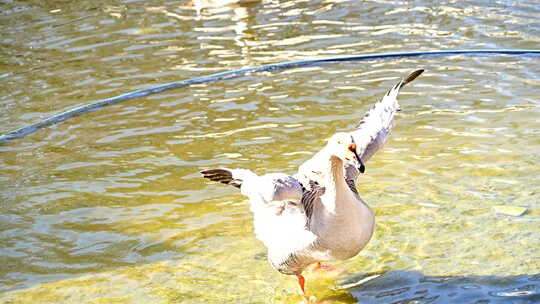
top-left (399, 69), bottom-right (424, 89)
top-left (200, 168), bottom-right (242, 188)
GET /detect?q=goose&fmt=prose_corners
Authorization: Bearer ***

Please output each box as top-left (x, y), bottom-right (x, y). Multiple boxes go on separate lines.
top-left (201, 69), bottom-right (424, 300)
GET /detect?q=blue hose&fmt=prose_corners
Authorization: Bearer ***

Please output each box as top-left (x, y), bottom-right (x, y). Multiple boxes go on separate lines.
top-left (1, 49), bottom-right (539, 144)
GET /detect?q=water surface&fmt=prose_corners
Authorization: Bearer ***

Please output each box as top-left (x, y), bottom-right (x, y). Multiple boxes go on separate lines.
top-left (1, 0), bottom-right (539, 303)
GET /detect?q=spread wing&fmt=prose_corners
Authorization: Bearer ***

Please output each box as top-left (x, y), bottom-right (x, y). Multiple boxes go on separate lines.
top-left (295, 70), bottom-right (424, 195)
top-left (351, 69), bottom-right (424, 164)
top-left (201, 168), bottom-right (307, 216)
top-left (345, 69), bottom-right (423, 187)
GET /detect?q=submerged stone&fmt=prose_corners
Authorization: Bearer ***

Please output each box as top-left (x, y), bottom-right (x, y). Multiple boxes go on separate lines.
top-left (493, 205), bottom-right (528, 217)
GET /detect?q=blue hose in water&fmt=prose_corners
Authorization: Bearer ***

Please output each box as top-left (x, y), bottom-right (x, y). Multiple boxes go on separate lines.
top-left (1, 49), bottom-right (539, 144)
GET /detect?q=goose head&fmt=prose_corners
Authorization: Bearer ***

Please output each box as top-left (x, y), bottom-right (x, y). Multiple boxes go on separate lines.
top-left (327, 132), bottom-right (365, 173)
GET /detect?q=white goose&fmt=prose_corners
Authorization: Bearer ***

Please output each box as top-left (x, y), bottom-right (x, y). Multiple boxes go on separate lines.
top-left (201, 69), bottom-right (423, 299)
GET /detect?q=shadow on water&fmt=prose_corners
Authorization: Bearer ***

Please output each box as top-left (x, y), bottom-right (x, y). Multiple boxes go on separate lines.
top-left (329, 270), bottom-right (540, 304)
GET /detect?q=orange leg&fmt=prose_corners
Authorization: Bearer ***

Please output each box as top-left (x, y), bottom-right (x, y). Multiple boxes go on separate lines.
top-left (296, 274), bottom-right (310, 301)
top-left (296, 274), bottom-right (306, 294)
top-left (309, 261), bottom-right (347, 276)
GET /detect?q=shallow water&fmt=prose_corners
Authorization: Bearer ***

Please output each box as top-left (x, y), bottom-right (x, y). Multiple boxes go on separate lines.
top-left (1, 0), bottom-right (540, 303)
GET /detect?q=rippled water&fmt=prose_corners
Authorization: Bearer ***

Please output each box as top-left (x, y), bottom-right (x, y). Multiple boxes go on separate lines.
top-left (1, 0), bottom-right (540, 303)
